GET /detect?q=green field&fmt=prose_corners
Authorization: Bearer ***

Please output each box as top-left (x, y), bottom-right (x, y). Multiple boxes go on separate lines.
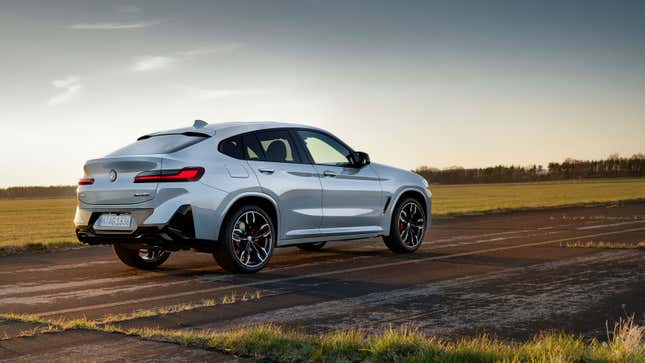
top-left (1, 178), bottom-right (643, 254)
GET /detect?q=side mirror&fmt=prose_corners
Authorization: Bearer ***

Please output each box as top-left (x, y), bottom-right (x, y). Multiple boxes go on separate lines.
top-left (349, 151), bottom-right (370, 168)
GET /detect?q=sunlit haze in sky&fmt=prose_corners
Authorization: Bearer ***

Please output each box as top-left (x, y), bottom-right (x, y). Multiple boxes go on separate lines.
top-left (1, 0), bottom-right (644, 187)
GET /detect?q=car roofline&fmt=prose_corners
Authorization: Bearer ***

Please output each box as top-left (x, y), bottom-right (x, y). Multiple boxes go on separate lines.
top-left (138, 121), bottom-right (326, 140)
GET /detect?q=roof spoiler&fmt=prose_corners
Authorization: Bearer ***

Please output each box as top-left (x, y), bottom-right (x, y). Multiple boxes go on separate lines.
top-left (136, 120), bottom-right (210, 140)
top-left (137, 131), bottom-right (210, 141)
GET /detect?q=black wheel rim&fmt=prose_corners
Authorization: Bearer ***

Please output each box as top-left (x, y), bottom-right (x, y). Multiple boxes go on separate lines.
top-left (232, 210), bottom-right (273, 268)
top-left (398, 201), bottom-right (425, 247)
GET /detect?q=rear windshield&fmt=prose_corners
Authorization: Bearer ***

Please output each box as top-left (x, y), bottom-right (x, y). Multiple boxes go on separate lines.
top-left (109, 134), bottom-right (208, 156)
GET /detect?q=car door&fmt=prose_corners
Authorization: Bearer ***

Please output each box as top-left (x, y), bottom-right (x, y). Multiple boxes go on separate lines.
top-left (294, 129), bottom-right (384, 233)
top-left (243, 129), bottom-right (323, 241)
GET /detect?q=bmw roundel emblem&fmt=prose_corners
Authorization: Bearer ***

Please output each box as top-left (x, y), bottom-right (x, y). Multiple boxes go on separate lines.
top-left (109, 169), bottom-right (118, 182)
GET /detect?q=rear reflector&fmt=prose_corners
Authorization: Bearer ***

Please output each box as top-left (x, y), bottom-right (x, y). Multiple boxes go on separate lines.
top-left (78, 178), bottom-right (94, 185)
top-left (134, 167), bottom-right (205, 183)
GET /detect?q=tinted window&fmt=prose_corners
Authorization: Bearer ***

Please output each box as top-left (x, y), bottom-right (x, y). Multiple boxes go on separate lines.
top-left (218, 136), bottom-right (243, 159)
top-left (250, 130), bottom-right (301, 163)
top-left (109, 134), bottom-right (207, 156)
top-left (297, 130), bottom-right (351, 166)
top-left (243, 134), bottom-right (264, 161)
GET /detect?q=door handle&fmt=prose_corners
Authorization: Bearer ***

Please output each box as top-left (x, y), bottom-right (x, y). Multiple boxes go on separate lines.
top-left (323, 170), bottom-right (337, 177)
top-left (258, 168), bottom-right (275, 174)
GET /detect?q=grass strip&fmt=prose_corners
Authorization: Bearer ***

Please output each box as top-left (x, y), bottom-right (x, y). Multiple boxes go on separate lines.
top-left (1, 313), bottom-right (643, 363)
top-left (0, 241), bottom-right (82, 256)
top-left (99, 291), bottom-right (262, 324)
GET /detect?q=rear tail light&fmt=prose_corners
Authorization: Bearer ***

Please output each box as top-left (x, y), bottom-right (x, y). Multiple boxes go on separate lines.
top-left (78, 178), bottom-right (94, 185)
top-left (134, 167), bottom-right (205, 183)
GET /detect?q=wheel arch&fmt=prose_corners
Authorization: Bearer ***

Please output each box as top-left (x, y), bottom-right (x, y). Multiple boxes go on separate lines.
top-left (217, 193), bottom-right (279, 242)
top-left (385, 187), bottom-right (431, 236)
top-left (397, 190), bottom-right (428, 215)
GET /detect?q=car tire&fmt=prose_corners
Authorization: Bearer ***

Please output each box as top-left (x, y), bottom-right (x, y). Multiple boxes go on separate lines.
top-left (296, 241), bottom-right (327, 251)
top-left (383, 197), bottom-right (426, 253)
top-left (113, 244), bottom-right (170, 270)
top-left (214, 204), bottom-right (276, 273)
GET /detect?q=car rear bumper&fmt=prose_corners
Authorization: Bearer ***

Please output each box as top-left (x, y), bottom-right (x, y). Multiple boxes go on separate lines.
top-left (75, 204), bottom-right (217, 252)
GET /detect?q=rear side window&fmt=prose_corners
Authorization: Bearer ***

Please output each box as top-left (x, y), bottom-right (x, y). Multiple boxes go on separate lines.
top-left (218, 136), bottom-right (243, 159)
top-left (109, 134), bottom-right (208, 156)
top-left (243, 134), bottom-right (264, 161)
top-left (253, 130), bottom-right (301, 163)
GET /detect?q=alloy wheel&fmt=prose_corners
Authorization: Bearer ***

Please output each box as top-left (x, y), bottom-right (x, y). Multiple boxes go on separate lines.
top-left (398, 201), bottom-right (425, 247)
top-left (231, 210), bottom-right (273, 268)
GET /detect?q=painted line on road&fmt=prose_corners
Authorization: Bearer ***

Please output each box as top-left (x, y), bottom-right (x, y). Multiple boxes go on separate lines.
top-left (2, 220), bottom-right (634, 296)
top-left (0, 225), bottom-right (569, 291)
top-left (0, 260), bottom-right (116, 276)
top-left (34, 226), bottom-right (645, 318)
top-left (0, 226), bottom-right (560, 301)
top-left (577, 220), bottom-right (645, 230)
top-left (429, 220), bottom-right (638, 245)
top-left (427, 232), bottom-right (559, 250)
top-left (428, 225), bottom-right (571, 244)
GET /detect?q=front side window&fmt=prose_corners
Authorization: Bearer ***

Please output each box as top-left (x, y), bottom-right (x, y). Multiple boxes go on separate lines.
top-left (297, 130), bottom-right (351, 166)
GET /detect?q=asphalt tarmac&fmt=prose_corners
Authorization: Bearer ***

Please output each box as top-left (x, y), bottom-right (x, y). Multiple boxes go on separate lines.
top-left (1, 202), bottom-right (644, 361)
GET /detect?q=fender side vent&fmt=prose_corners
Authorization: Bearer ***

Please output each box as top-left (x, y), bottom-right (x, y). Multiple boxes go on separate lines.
top-left (383, 197), bottom-right (391, 213)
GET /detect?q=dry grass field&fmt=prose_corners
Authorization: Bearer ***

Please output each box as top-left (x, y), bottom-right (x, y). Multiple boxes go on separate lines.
top-left (0, 178), bottom-right (643, 254)
top-left (1, 313), bottom-right (644, 363)
top-left (0, 198), bottom-right (79, 254)
top-left (431, 178), bottom-right (645, 215)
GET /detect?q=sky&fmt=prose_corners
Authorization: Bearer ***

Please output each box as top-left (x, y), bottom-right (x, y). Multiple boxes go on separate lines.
top-left (1, 0), bottom-right (644, 187)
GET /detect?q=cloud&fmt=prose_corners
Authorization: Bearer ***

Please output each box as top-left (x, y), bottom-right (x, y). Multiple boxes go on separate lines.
top-left (68, 21), bottom-right (159, 30)
top-left (180, 86), bottom-right (267, 102)
top-left (178, 43), bottom-right (245, 57)
top-left (131, 56), bottom-right (176, 72)
top-left (47, 76), bottom-right (82, 106)
top-left (131, 43), bottom-right (244, 73)
top-left (117, 5), bottom-right (142, 13)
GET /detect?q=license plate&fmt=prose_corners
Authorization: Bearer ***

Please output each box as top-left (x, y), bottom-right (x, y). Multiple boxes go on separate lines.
top-left (94, 214), bottom-right (133, 230)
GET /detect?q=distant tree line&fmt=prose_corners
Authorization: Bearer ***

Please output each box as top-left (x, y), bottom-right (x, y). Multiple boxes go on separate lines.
top-left (0, 186), bottom-right (76, 199)
top-left (1, 155), bottom-right (644, 198)
top-left (415, 154), bottom-right (645, 185)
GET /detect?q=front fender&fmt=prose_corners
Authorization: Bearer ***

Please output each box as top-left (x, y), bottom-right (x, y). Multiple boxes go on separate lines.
top-left (383, 185), bottom-right (432, 236)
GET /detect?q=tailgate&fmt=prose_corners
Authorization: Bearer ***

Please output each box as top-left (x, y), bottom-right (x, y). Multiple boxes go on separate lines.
top-left (78, 156), bottom-right (161, 205)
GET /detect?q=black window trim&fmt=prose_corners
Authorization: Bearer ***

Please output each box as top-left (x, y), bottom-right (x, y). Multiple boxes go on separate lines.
top-left (292, 128), bottom-right (357, 168)
top-left (254, 129), bottom-right (303, 164)
top-left (243, 132), bottom-right (266, 161)
top-left (241, 128), bottom-right (304, 164)
top-left (217, 127), bottom-right (356, 167)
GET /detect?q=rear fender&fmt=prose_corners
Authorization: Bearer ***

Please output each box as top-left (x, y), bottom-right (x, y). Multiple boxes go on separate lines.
top-left (215, 191), bottom-right (279, 240)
